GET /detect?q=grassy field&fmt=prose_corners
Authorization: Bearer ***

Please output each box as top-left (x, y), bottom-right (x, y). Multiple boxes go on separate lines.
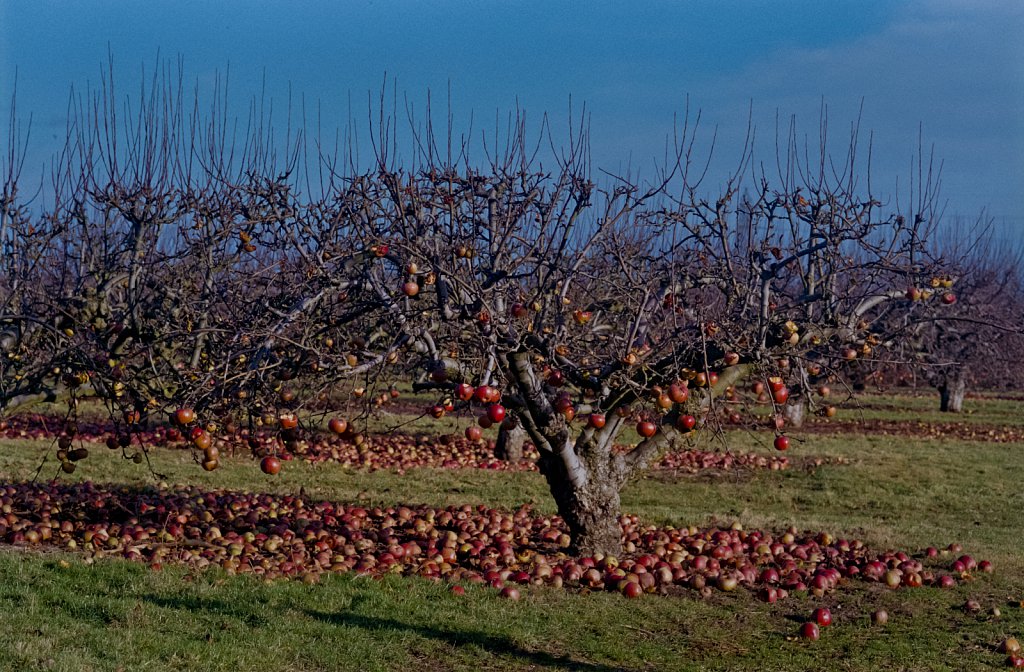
top-left (0, 394), bottom-right (1022, 671)
top-left (830, 391), bottom-right (1024, 426)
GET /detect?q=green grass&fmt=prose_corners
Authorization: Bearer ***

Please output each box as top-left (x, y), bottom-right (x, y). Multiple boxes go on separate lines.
top-left (0, 393), bottom-right (1022, 670)
top-left (833, 392), bottom-right (1024, 425)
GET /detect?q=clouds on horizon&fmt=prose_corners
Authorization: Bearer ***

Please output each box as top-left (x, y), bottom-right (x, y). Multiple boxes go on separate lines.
top-left (603, 1), bottom-right (1023, 221)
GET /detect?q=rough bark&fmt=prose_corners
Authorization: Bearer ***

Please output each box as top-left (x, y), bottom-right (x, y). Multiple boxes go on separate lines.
top-left (494, 423), bottom-right (526, 462)
top-left (939, 368), bottom-right (967, 413)
top-left (538, 450), bottom-right (623, 557)
top-left (507, 349), bottom-right (626, 557)
top-left (783, 399), bottom-right (807, 428)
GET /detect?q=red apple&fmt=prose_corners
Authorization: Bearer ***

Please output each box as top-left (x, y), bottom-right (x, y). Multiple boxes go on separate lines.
top-left (192, 430), bottom-right (212, 451)
top-left (328, 417), bottom-right (348, 435)
top-left (636, 421), bottom-right (657, 439)
top-left (621, 581), bottom-right (643, 599)
top-left (799, 622), bottom-right (820, 640)
top-left (486, 404), bottom-right (506, 423)
top-left (676, 415), bottom-right (697, 432)
top-left (812, 607), bottom-right (832, 627)
top-left (260, 456), bottom-right (281, 475)
top-left (668, 383), bottom-right (689, 404)
top-left (773, 435), bottom-right (790, 451)
top-left (588, 414), bottom-right (606, 429)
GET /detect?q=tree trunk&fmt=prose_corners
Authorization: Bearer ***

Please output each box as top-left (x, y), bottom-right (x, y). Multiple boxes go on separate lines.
top-left (504, 350), bottom-right (624, 558)
top-left (536, 448), bottom-right (624, 558)
top-left (494, 423), bottom-right (525, 462)
top-left (939, 368), bottom-right (967, 413)
top-left (783, 399), bottom-right (807, 428)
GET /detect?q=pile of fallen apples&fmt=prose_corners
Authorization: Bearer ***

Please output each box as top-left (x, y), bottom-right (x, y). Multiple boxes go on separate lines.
top-left (243, 432), bottom-right (790, 474)
top-left (0, 415), bottom-right (790, 474)
top-left (0, 480), bottom-right (990, 602)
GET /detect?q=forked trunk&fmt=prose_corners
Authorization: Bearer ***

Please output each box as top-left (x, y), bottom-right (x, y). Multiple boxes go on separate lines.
top-left (536, 446), bottom-right (625, 558)
top-left (939, 368), bottom-right (966, 413)
top-left (494, 423), bottom-right (526, 462)
top-left (505, 350), bottom-right (625, 557)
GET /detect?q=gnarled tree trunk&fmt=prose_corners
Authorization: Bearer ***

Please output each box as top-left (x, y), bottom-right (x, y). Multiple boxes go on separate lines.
top-left (494, 423), bottom-right (525, 462)
top-left (938, 367), bottom-right (967, 412)
top-left (537, 445), bottom-right (625, 557)
top-left (506, 350), bottom-right (626, 557)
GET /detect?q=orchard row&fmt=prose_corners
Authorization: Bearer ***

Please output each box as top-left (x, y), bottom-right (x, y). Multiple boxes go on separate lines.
top-left (0, 480), bottom-right (988, 601)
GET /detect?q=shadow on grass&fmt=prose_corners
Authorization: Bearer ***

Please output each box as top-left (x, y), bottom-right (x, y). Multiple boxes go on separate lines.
top-left (304, 608), bottom-right (631, 672)
top-left (142, 593), bottom-right (631, 671)
top-left (144, 593), bottom-right (273, 628)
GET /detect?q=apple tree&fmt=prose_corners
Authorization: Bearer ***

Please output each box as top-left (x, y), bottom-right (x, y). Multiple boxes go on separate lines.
top-left (881, 225), bottom-right (1024, 411)
top-left (330, 114), bottom-right (968, 554)
top-left (1, 77), bottom-right (967, 555)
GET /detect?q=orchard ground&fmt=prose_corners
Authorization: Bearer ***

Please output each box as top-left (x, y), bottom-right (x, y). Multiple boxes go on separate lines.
top-left (0, 392), bottom-right (1022, 671)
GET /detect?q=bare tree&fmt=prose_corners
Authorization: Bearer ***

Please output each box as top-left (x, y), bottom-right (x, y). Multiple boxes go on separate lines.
top-left (1, 72), bottom-right (967, 555)
top-left (877, 219), bottom-right (1024, 411)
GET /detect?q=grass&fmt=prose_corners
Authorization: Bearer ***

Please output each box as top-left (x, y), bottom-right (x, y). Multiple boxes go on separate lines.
top-left (834, 391), bottom-right (1024, 425)
top-left (0, 393), bottom-right (1022, 670)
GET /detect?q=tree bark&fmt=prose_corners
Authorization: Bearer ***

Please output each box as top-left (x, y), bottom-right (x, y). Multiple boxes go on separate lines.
top-left (939, 368), bottom-right (967, 413)
top-left (505, 349), bottom-right (624, 557)
top-left (783, 399), bottom-right (807, 428)
top-left (494, 423), bottom-right (525, 462)
top-left (538, 450), bottom-right (623, 557)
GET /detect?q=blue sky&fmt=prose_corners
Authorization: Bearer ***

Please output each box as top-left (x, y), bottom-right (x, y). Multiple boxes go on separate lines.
top-left (2, 1), bottom-right (1021, 240)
